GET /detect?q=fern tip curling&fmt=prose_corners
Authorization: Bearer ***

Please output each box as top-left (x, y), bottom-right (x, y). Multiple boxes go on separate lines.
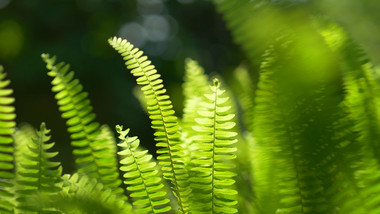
top-left (39, 122), bottom-right (46, 130)
top-left (213, 78), bottom-right (220, 88)
top-left (115, 125), bottom-right (130, 141)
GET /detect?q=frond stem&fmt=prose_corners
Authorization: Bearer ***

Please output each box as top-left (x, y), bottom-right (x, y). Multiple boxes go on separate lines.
top-left (211, 86), bottom-right (218, 213)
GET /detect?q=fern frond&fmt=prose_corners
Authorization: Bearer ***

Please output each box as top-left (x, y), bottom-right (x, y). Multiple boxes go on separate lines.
top-left (13, 123), bottom-right (37, 175)
top-left (96, 124), bottom-right (118, 156)
top-left (191, 78), bottom-right (238, 213)
top-left (41, 54), bottom-right (125, 198)
top-left (182, 58), bottom-right (210, 135)
top-left (108, 37), bottom-right (190, 212)
top-left (0, 65), bottom-right (16, 213)
top-left (319, 20), bottom-right (380, 163)
top-left (116, 125), bottom-right (171, 213)
top-left (181, 58), bottom-right (210, 168)
top-left (252, 40), bottom-right (345, 213)
top-left (182, 58), bottom-right (209, 103)
top-left (15, 123), bottom-right (62, 213)
top-left (212, 0), bottom-right (286, 66)
top-left (317, 20), bottom-right (380, 213)
top-left (58, 173), bottom-right (132, 213)
top-left (231, 65), bottom-right (255, 131)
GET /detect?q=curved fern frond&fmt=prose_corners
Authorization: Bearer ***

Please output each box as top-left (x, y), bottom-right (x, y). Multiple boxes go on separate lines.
top-left (319, 20), bottom-right (380, 163)
top-left (191, 79), bottom-right (238, 214)
top-left (231, 65), bottom-right (255, 131)
top-left (13, 123), bottom-right (37, 175)
top-left (317, 20), bottom-right (380, 213)
top-left (41, 54), bottom-right (125, 198)
top-left (96, 124), bottom-right (117, 156)
top-left (182, 58), bottom-right (210, 135)
top-left (212, 0), bottom-right (287, 67)
top-left (15, 123), bottom-right (62, 213)
top-left (0, 65), bottom-right (16, 213)
top-left (58, 173), bottom-right (132, 213)
top-left (108, 37), bottom-right (190, 212)
top-left (251, 35), bottom-right (356, 213)
top-left (181, 58), bottom-right (210, 167)
top-left (116, 125), bottom-right (171, 213)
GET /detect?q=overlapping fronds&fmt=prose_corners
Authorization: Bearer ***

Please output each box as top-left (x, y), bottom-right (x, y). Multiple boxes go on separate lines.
top-left (191, 78), bottom-right (238, 213)
top-left (42, 54), bottom-right (124, 198)
top-left (116, 125), bottom-right (171, 213)
top-left (317, 20), bottom-right (380, 213)
top-left (212, 0), bottom-right (260, 62)
top-left (212, 0), bottom-right (292, 66)
top-left (58, 173), bottom-right (132, 213)
top-left (251, 35), bottom-right (352, 212)
top-left (108, 37), bottom-right (190, 212)
top-left (182, 58), bottom-right (210, 133)
top-left (181, 58), bottom-right (210, 167)
top-left (228, 65), bottom-right (259, 213)
top-left (319, 21), bottom-right (380, 162)
top-left (15, 123), bottom-right (62, 213)
top-left (0, 65), bottom-right (15, 213)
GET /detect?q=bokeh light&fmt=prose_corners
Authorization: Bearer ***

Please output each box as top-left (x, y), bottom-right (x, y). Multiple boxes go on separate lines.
top-left (138, 0), bottom-right (165, 14)
top-left (0, 0), bottom-right (10, 9)
top-left (118, 22), bottom-right (147, 47)
top-left (143, 15), bottom-right (170, 42)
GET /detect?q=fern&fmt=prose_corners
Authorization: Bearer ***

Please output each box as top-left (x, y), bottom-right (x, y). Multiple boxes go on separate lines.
top-left (108, 37), bottom-right (191, 212)
top-left (181, 58), bottom-right (210, 167)
top-left (317, 20), bottom-right (380, 213)
top-left (191, 78), bottom-right (238, 213)
top-left (56, 173), bottom-right (132, 213)
top-left (13, 123), bottom-right (37, 176)
top-left (181, 58), bottom-right (210, 132)
top-left (251, 36), bottom-right (350, 213)
top-left (116, 125), bottom-right (171, 213)
top-left (319, 20), bottom-right (380, 163)
top-left (96, 124), bottom-right (118, 157)
top-left (14, 123), bottom-right (62, 213)
top-left (0, 65), bottom-right (16, 213)
top-left (231, 65), bottom-right (255, 132)
top-left (41, 54), bottom-right (125, 198)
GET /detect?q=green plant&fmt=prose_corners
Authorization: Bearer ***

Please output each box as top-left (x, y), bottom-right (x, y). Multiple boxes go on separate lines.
top-left (0, 1), bottom-right (380, 213)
